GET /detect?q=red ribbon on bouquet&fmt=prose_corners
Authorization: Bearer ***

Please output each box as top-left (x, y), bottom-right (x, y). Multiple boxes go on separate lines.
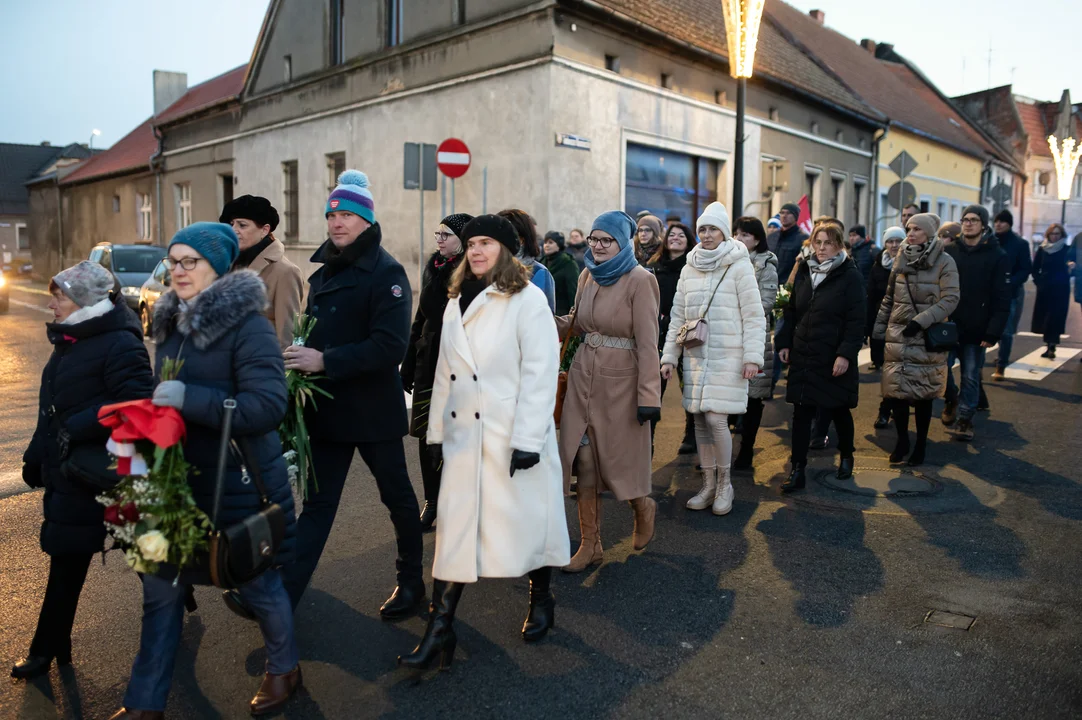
top-left (98, 400), bottom-right (186, 475)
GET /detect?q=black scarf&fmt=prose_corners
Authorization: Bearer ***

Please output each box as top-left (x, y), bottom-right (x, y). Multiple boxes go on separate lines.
top-left (234, 235), bottom-right (274, 270)
top-left (458, 278), bottom-right (488, 315)
top-left (321, 224), bottom-right (381, 278)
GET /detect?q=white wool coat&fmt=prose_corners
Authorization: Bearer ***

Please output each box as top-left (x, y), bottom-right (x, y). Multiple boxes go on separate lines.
top-left (427, 283), bottom-right (570, 583)
top-left (660, 241), bottom-right (766, 415)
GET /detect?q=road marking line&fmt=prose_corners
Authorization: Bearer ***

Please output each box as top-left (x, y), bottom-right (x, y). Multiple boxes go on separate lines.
top-left (1003, 346), bottom-right (1081, 381)
top-left (1017, 331), bottom-right (1070, 339)
top-left (8, 299), bottom-right (52, 315)
top-left (9, 284), bottom-right (51, 297)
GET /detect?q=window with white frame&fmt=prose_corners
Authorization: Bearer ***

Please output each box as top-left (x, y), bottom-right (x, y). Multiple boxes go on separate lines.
top-left (1074, 174), bottom-right (1082, 198)
top-left (852, 179), bottom-right (867, 226)
top-left (176, 183), bottom-right (192, 230)
top-left (138, 193), bottom-right (152, 241)
top-left (283, 160), bottom-right (299, 242)
top-left (829, 173), bottom-right (845, 220)
top-left (951, 201), bottom-right (960, 221)
top-left (326, 152), bottom-right (346, 194)
top-left (385, 0), bottom-right (402, 47)
top-left (937, 199), bottom-right (947, 219)
top-left (15, 223), bottom-right (28, 251)
top-left (804, 167), bottom-right (822, 217)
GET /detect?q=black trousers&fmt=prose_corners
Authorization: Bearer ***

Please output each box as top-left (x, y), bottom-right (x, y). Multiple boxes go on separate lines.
top-left (870, 337), bottom-right (886, 368)
top-left (741, 398), bottom-right (765, 450)
top-left (283, 439), bottom-right (423, 609)
top-left (417, 436), bottom-right (440, 505)
top-left (29, 553), bottom-right (94, 659)
top-left (791, 404), bottom-right (854, 466)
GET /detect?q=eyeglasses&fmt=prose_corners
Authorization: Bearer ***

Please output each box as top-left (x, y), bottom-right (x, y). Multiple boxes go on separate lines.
top-left (637, 227), bottom-right (654, 235)
top-left (434, 231), bottom-right (455, 242)
top-left (961, 217), bottom-right (982, 224)
top-left (163, 257), bottom-right (204, 271)
top-left (586, 236), bottom-right (615, 248)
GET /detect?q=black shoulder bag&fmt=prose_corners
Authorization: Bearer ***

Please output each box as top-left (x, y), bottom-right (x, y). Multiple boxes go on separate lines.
top-left (901, 273), bottom-right (958, 352)
top-left (208, 398), bottom-right (286, 589)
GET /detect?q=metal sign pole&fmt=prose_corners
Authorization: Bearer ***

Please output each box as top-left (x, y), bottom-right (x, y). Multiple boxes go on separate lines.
top-left (419, 152), bottom-right (424, 290)
top-left (451, 178), bottom-right (456, 215)
top-left (482, 167), bottom-right (488, 214)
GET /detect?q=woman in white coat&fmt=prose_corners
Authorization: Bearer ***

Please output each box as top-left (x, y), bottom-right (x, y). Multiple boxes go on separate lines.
top-left (661, 202), bottom-right (766, 515)
top-left (398, 215), bottom-right (570, 672)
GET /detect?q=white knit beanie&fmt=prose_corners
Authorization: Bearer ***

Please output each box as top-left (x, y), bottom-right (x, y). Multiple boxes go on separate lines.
top-left (696, 201), bottom-right (732, 238)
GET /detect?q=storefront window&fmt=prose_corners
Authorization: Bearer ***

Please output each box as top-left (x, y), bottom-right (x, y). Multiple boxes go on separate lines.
top-left (625, 143), bottom-right (718, 225)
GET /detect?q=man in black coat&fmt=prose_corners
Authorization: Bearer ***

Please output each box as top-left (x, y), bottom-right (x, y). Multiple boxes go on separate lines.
top-left (848, 224), bottom-right (875, 287)
top-left (769, 202), bottom-right (810, 389)
top-left (943, 205), bottom-right (1011, 440)
top-left (281, 169), bottom-right (424, 619)
top-left (990, 209), bottom-right (1032, 379)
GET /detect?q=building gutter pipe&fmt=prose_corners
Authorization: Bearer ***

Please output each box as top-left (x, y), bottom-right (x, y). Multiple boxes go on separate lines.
top-left (151, 127), bottom-right (164, 246)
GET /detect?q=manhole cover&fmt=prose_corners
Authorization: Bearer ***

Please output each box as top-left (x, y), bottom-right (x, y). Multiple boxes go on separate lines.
top-left (815, 466), bottom-right (940, 498)
top-left (924, 610), bottom-right (976, 630)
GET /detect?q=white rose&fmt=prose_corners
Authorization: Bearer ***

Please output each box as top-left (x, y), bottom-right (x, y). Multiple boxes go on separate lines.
top-left (137, 530), bottom-right (170, 563)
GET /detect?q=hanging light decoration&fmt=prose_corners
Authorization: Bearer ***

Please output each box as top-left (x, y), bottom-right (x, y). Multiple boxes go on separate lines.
top-left (1048, 135), bottom-right (1081, 201)
top-left (721, 0), bottom-right (767, 78)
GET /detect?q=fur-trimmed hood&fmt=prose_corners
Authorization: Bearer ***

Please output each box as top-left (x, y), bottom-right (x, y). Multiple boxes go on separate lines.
top-left (153, 270), bottom-right (269, 349)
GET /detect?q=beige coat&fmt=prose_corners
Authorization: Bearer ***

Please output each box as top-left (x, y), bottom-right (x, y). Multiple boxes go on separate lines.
top-left (249, 238), bottom-right (304, 349)
top-left (873, 239), bottom-right (960, 400)
top-left (556, 266), bottom-right (661, 501)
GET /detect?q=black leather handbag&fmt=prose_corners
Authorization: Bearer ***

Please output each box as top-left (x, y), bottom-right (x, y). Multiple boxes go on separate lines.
top-left (902, 274), bottom-right (958, 352)
top-left (208, 399), bottom-right (286, 590)
top-left (61, 443), bottom-right (124, 492)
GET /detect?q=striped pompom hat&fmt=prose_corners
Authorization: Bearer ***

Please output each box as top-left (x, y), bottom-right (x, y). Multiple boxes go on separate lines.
top-left (326, 169), bottom-right (375, 223)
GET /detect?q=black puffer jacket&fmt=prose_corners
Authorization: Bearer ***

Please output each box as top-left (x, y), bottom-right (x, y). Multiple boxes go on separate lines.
top-left (23, 299), bottom-right (153, 556)
top-left (153, 271), bottom-right (295, 579)
top-left (648, 252), bottom-right (688, 348)
top-left (771, 225), bottom-right (809, 285)
top-left (850, 238), bottom-right (875, 287)
top-left (866, 251), bottom-right (893, 337)
top-left (776, 256), bottom-right (865, 409)
top-left (945, 236), bottom-right (1011, 345)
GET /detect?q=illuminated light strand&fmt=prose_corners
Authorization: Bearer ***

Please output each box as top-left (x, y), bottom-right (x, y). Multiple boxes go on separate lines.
top-left (1048, 135), bottom-right (1082, 202)
top-left (721, 0), bottom-right (767, 79)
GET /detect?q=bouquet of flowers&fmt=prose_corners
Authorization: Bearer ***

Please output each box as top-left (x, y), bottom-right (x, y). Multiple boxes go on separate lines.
top-left (773, 283), bottom-right (792, 320)
top-left (97, 359), bottom-right (210, 577)
top-left (280, 313), bottom-right (332, 500)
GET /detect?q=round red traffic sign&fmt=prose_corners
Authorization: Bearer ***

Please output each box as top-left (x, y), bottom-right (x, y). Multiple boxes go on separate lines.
top-left (437, 138), bottom-right (471, 179)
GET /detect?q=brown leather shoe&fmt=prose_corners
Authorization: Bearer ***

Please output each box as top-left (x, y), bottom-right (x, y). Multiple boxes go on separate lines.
top-left (108, 710), bottom-right (165, 720)
top-left (630, 496), bottom-right (656, 551)
top-left (250, 665), bottom-right (302, 716)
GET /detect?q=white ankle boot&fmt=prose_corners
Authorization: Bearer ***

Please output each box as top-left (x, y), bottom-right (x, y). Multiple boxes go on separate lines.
top-left (712, 466), bottom-right (734, 515)
top-left (687, 467), bottom-right (717, 510)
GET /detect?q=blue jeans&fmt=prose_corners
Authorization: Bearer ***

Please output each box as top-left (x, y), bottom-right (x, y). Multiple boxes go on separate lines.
top-left (996, 286), bottom-right (1025, 370)
top-left (955, 344), bottom-right (986, 422)
top-left (123, 569), bottom-right (298, 712)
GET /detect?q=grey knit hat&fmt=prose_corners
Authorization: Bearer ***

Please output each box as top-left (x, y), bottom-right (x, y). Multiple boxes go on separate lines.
top-left (961, 204), bottom-right (990, 229)
top-left (50, 261), bottom-right (115, 308)
top-left (906, 213), bottom-right (941, 240)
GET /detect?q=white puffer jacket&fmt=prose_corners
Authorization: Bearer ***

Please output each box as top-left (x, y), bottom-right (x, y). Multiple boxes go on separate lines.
top-left (661, 241), bottom-right (766, 415)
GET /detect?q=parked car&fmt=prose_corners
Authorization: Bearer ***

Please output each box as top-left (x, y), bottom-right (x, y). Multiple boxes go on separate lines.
top-left (138, 258), bottom-right (170, 336)
top-left (87, 243), bottom-right (167, 311)
top-left (0, 269), bottom-right (9, 314)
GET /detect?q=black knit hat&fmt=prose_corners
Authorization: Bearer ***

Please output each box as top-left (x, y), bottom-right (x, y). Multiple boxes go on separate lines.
top-left (440, 213), bottom-right (474, 239)
top-left (461, 214), bottom-right (520, 255)
top-left (993, 209), bottom-right (1013, 226)
top-left (544, 230), bottom-right (566, 250)
top-left (962, 204), bottom-right (990, 229)
top-left (220, 195), bottom-right (279, 232)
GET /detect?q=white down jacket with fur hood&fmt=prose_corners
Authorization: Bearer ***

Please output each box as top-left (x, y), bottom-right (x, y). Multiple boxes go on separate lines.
top-left (661, 241), bottom-right (766, 415)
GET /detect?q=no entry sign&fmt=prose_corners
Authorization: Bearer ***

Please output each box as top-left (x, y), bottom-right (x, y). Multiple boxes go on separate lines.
top-left (437, 138), bottom-right (471, 179)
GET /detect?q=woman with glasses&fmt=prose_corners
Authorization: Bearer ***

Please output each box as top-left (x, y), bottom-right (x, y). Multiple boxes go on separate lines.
top-left (867, 226), bottom-right (905, 428)
top-left (1031, 223), bottom-right (1071, 359)
top-left (635, 214), bottom-right (665, 265)
top-left (401, 214), bottom-right (473, 531)
top-left (558, 211), bottom-right (662, 573)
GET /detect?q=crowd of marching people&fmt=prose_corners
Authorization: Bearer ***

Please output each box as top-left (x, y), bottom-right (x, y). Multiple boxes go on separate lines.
top-left (12, 164), bottom-right (1079, 718)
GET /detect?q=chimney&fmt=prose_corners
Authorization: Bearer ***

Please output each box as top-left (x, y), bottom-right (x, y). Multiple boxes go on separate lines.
top-left (40, 141), bottom-right (52, 147)
top-left (809, 9), bottom-right (825, 24)
top-left (860, 38), bottom-right (876, 54)
top-left (153, 70), bottom-right (188, 116)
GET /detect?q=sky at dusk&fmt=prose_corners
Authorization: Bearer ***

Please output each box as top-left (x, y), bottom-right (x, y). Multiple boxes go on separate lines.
top-left (0, 0), bottom-right (1078, 150)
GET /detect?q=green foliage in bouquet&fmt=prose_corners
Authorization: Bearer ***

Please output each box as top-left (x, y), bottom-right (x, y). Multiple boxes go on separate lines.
top-left (280, 313), bottom-right (333, 500)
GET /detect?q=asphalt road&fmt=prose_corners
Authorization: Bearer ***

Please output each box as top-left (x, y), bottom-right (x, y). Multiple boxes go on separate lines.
top-left (1, 279), bottom-right (1080, 720)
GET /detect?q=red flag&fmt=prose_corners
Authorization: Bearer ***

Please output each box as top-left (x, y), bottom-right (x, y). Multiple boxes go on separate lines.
top-left (797, 195), bottom-right (814, 235)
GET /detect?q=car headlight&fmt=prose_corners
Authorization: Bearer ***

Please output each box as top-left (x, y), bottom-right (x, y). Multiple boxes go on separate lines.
top-left (121, 286), bottom-right (141, 297)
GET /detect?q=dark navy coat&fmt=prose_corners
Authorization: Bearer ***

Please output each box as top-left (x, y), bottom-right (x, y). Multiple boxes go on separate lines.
top-left (153, 271), bottom-right (295, 577)
top-left (24, 299), bottom-right (154, 556)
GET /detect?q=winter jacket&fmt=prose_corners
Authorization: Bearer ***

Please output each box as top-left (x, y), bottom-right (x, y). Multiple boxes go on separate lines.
top-left (849, 238), bottom-right (875, 287)
top-left (427, 283), bottom-right (570, 582)
top-left (661, 242), bottom-right (766, 415)
top-left (776, 255), bottom-right (865, 409)
top-left (873, 240), bottom-right (960, 401)
top-left (524, 259), bottom-right (557, 313)
top-left (748, 250), bottom-right (779, 400)
top-left (1069, 241), bottom-right (1082, 303)
top-left (401, 251), bottom-right (463, 437)
top-left (303, 224), bottom-right (412, 443)
top-left (1031, 242), bottom-right (1071, 340)
top-left (24, 299), bottom-right (153, 556)
top-left (648, 252), bottom-right (688, 348)
top-left (566, 243), bottom-right (588, 272)
top-left (771, 225), bottom-right (809, 285)
top-left (995, 229), bottom-right (1033, 289)
top-left (866, 251), bottom-right (894, 337)
top-left (153, 271), bottom-right (295, 576)
top-left (944, 237), bottom-right (1011, 345)
top-left (541, 250), bottom-right (581, 316)
top-left (246, 238), bottom-right (304, 349)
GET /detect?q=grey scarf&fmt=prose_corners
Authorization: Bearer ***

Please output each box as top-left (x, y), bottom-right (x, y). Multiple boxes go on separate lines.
top-left (808, 250), bottom-right (847, 289)
top-left (881, 250), bottom-right (895, 270)
top-left (1040, 237), bottom-right (1067, 254)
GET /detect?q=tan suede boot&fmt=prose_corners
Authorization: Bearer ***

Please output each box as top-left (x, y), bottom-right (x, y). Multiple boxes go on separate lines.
top-left (563, 485), bottom-right (603, 573)
top-left (629, 496), bottom-right (657, 551)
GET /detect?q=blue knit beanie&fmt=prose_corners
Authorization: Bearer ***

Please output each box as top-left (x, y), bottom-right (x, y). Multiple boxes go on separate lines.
top-left (169, 222), bottom-right (239, 277)
top-left (591, 210), bottom-right (637, 250)
top-left (326, 169), bottom-right (375, 223)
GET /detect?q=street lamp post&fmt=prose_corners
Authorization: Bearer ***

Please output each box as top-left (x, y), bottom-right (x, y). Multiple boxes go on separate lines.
top-left (1048, 134), bottom-right (1081, 226)
top-left (720, 0), bottom-right (766, 216)
top-left (89, 128), bottom-right (101, 150)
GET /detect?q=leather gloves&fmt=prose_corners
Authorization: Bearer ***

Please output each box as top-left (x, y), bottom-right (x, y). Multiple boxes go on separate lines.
top-left (427, 443), bottom-right (443, 471)
top-left (637, 406), bottom-right (662, 426)
top-left (902, 320), bottom-right (923, 338)
top-left (510, 449), bottom-right (541, 477)
top-left (56, 427), bottom-right (71, 461)
top-left (152, 380), bottom-right (186, 409)
top-left (22, 462), bottom-right (43, 489)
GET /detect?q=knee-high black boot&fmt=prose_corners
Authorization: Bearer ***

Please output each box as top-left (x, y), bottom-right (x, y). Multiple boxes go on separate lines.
top-left (890, 399), bottom-right (911, 463)
top-left (522, 567), bottom-right (555, 642)
top-left (398, 580), bottom-right (464, 671)
top-left (418, 437), bottom-right (440, 532)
